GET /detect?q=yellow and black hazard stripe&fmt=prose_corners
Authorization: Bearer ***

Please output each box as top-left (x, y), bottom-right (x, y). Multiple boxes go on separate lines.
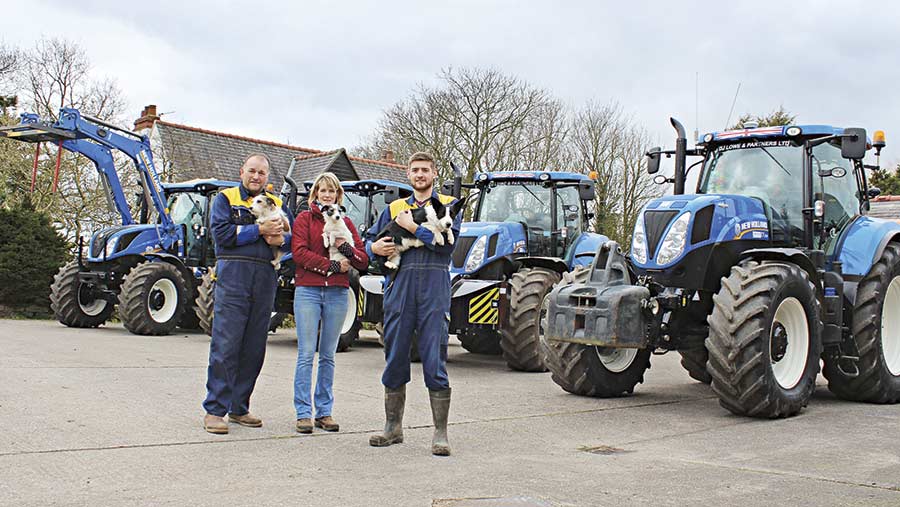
top-left (357, 289), bottom-right (364, 317)
top-left (468, 287), bottom-right (500, 324)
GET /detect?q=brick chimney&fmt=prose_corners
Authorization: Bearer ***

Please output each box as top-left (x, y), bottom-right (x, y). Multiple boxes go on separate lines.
top-left (133, 104), bottom-right (160, 132)
top-left (381, 149), bottom-right (395, 164)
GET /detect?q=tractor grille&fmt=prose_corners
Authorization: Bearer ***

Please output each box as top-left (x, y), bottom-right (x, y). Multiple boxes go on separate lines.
top-left (644, 210), bottom-right (678, 259)
top-left (452, 236), bottom-right (477, 268)
top-left (487, 233), bottom-right (499, 257)
top-left (691, 205), bottom-right (714, 244)
top-left (90, 226), bottom-right (131, 257)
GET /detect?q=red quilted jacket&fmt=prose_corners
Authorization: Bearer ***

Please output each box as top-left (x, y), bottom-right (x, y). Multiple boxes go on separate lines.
top-left (292, 202), bottom-right (368, 288)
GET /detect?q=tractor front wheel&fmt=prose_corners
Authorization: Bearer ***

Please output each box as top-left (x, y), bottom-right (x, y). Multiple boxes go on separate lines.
top-left (118, 262), bottom-right (188, 336)
top-left (706, 261), bottom-right (821, 418)
top-left (500, 267), bottom-right (560, 372)
top-left (50, 260), bottom-right (115, 328)
top-left (824, 243), bottom-right (900, 403)
top-left (678, 347), bottom-right (712, 384)
top-left (336, 286), bottom-right (361, 352)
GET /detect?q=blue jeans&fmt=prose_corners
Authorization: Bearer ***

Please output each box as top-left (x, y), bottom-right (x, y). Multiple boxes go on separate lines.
top-left (293, 285), bottom-right (349, 419)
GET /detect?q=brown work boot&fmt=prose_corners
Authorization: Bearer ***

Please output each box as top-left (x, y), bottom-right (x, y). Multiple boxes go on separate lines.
top-left (369, 385), bottom-right (405, 447)
top-left (315, 416), bottom-right (340, 432)
top-left (203, 414), bottom-right (228, 434)
top-left (296, 418), bottom-right (314, 434)
top-left (228, 412), bottom-right (262, 428)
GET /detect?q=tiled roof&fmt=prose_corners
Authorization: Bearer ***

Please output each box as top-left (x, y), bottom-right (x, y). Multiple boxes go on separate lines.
top-left (152, 121), bottom-right (406, 185)
top-left (869, 196), bottom-right (900, 221)
top-left (291, 149), bottom-right (357, 183)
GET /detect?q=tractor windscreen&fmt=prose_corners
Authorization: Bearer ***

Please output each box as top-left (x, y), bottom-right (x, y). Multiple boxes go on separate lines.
top-left (167, 191), bottom-right (207, 259)
top-left (478, 183), bottom-right (552, 230)
top-left (700, 141), bottom-right (804, 244)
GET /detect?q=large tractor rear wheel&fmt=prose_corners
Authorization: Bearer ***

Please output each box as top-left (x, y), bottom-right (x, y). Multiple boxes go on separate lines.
top-left (500, 267), bottom-right (560, 372)
top-left (542, 266), bottom-right (652, 396)
top-left (196, 267), bottom-right (284, 338)
top-left (824, 243), bottom-right (900, 403)
top-left (196, 268), bottom-right (216, 336)
top-left (118, 262), bottom-right (188, 335)
top-left (678, 347), bottom-right (712, 384)
top-left (706, 261), bottom-right (821, 418)
top-left (50, 260), bottom-right (115, 328)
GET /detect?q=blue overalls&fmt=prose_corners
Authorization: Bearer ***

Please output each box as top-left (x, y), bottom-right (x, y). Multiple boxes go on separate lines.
top-left (365, 192), bottom-right (461, 390)
top-left (202, 185), bottom-right (292, 417)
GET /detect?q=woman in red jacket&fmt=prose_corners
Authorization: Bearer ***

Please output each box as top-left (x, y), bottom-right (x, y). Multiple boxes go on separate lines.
top-left (291, 172), bottom-right (368, 433)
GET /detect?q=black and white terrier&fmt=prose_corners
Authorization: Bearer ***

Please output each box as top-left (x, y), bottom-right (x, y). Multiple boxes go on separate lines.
top-left (249, 195), bottom-right (290, 270)
top-left (320, 203), bottom-right (354, 266)
top-left (375, 196), bottom-right (467, 271)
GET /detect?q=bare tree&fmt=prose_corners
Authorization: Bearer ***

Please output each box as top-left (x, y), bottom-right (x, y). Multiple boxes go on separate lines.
top-left (568, 102), bottom-right (660, 244)
top-left (0, 38), bottom-right (130, 242)
top-left (364, 67), bottom-right (560, 182)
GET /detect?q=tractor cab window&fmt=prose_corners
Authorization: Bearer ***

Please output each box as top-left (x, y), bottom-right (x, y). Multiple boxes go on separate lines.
top-left (478, 183), bottom-right (552, 230)
top-left (700, 142), bottom-right (804, 245)
top-left (812, 141), bottom-right (859, 251)
top-left (343, 192), bottom-right (367, 233)
top-left (556, 186), bottom-right (583, 234)
top-left (167, 191), bottom-right (207, 260)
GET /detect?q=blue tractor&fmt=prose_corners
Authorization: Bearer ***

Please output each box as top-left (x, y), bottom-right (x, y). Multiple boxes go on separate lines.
top-left (194, 176), bottom-right (412, 351)
top-left (0, 108), bottom-right (234, 335)
top-left (544, 119), bottom-right (900, 418)
top-left (445, 171), bottom-right (608, 371)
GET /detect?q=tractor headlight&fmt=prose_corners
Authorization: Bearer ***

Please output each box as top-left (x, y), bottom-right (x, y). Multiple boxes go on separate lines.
top-left (655, 212), bottom-right (691, 266)
top-left (465, 235), bottom-right (487, 271)
top-left (631, 214), bottom-right (648, 264)
top-left (104, 237), bottom-right (119, 258)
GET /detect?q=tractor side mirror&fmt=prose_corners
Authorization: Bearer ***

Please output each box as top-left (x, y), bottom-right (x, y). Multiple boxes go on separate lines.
top-left (384, 185), bottom-right (401, 203)
top-left (646, 147), bottom-right (662, 174)
top-left (868, 186), bottom-right (882, 199)
top-left (817, 167), bottom-right (847, 178)
top-left (440, 180), bottom-right (454, 195)
top-left (841, 128), bottom-right (867, 160)
top-left (578, 180), bottom-right (595, 201)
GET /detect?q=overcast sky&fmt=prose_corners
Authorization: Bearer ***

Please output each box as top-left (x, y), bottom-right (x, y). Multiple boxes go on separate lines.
top-left (6, 0), bottom-right (900, 168)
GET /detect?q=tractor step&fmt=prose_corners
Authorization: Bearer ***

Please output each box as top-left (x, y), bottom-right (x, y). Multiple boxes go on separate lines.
top-left (836, 355), bottom-right (860, 378)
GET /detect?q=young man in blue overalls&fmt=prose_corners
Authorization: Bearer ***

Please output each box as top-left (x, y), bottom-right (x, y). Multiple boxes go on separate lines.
top-left (202, 153), bottom-right (292, 434)
top-left (366, 151), bottom-right (461, 456)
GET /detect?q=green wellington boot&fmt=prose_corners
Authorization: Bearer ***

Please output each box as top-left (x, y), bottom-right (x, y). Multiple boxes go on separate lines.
top-left (429, 388), bottom-right (451, 456)
top-left (369, 385), bottom-right (406, 447)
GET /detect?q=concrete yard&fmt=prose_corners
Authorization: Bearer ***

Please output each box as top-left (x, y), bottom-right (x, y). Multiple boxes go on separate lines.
top-left (1, 318), bottom-right (899, 506)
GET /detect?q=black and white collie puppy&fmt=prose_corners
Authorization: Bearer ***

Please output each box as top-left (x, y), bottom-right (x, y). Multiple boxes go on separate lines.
top-left (375, 196), bottom-right (467, 271)
top-left (320, 203), bottom-right (354, 266)
top-left (249, 195), bottom-right (290, 270)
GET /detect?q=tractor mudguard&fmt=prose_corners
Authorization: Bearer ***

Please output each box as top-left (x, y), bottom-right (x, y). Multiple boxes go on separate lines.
top-left (738, 248), bottom-right (821, 285)
top-left (516, 256), bottom-right (568, 275)
top-left (836, 216), bottom-right (900, 277)
top-left (546, 241), bottom-right (650, 348)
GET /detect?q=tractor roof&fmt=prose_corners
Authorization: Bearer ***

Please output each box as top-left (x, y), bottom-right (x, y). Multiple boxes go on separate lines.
top-left (475, 171), bottom-right (592, 183)
top-left (698, 125), bottom-right (848, 145)
top-left (162, 178), bottom-right (238, 192)
top-left (301, 179), bottom-right (413, 194)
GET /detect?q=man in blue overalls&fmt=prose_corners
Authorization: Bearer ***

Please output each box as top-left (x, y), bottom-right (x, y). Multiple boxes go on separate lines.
top-left (366, 151), bottom-right (461, 456)
top-left (202, 153), bottom-right (292, 434)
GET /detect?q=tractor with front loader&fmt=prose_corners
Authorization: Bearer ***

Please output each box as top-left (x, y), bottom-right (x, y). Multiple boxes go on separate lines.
top-left (0, 108), bottom-right (229, 335)
top-left (444, 171), bottom-right (609, 371)
top-left (543, 119), bottom-right (900, 418)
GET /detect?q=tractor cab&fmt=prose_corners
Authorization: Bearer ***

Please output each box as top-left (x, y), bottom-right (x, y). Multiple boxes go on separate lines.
top-left (451, 172), bottom-right (598, 278)
top-left (162, 179), bottom-right (238, 268)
